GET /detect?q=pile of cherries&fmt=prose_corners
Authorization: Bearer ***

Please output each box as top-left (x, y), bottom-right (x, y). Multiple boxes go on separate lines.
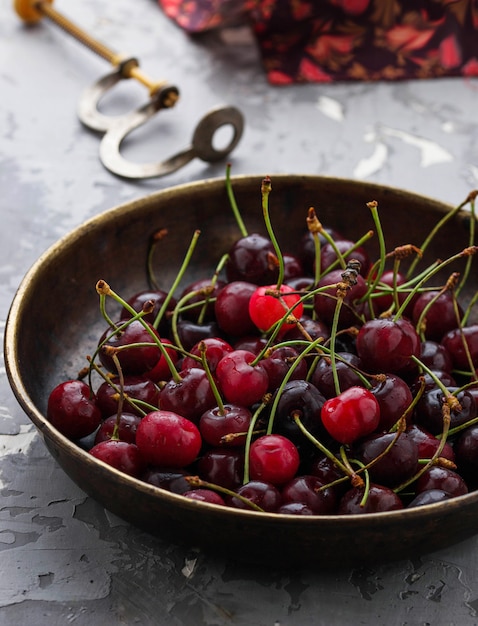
top-left (47, 178), bottom-right (478, 516)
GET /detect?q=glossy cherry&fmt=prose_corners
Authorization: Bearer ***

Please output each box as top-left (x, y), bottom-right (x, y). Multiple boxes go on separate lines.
top-left (199, 404), bottom-right (252, 447)
top-left (135, 410), bottom-right (202, 467)
top-left (356, 317), bottom-right (421, 375)
top-left (214, 281), bottom-right (259, 337)
top-left (249, 435), bottom-right (300, 486)
top-left (159, 367), bottom-right (217, 424)
top-left (98, 319), bottom-right (162, 376)
top-left (47, 380), bottom-right (102, 440)
top-left (89, 440), bottom-right (144, 477)
top-left (321, 386), bottom-right (381, 445)
top-left (249, 283), bottom-right (304, 334)
top-left (215, 349), bottom-right (269, 406)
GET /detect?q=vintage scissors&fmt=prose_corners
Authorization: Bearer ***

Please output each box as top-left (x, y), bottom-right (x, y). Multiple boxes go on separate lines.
top-left (15, 0), bottom-right (245, 179)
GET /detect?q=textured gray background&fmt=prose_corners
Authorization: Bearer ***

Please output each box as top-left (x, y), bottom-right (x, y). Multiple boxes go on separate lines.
top-left (2, 1), bottom-right (478, 624)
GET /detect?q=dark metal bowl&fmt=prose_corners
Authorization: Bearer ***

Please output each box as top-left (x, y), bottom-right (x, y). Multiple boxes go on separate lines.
top-left (5, 175), bottom-right (477, 567)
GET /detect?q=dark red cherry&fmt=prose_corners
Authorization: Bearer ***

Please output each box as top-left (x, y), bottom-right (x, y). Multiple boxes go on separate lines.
top-left (225, 480), bottom-right (282, 512)
top-left (281, 475), bottom-right (337, 514)
top-left (94, 412), bottom-right (142, 444)
top-left (419, 340), bottom-right (453, 373)
top-left (314, 269), bottom-right (367, 328)
top-left (277, 502), bottom-right (315, 515)
top-left (283, 253), bottom-right (305, 281)
top-left (121, 289), bottom-right (176, 334)
top-left (179, 278), bottom-right (226, 322)
top-left (299, 227), bottom-right (342, 272)
top-left (370, 373), bottom-right (413, 431)
top-left (412, 290), bottom-right (463, 342)
top-left (214, 281), bottom-right (258, 337)
top-left (47, 380), bottom-right (102, 440)
top-left (143, 338), bottom-right (178, 383)
top-left (196, 448), bottom-right (245, 489)
top-left (135, 410), bottom-right (202, 467)
top-left (177, 319), bottom-right (223, 351)
top-left (441, 325), bottom-right (478, 371)
top-left (371, 270), bottom-right (407, 315)
top-left (233, 336), bottom-right (268, 354)
top-left (407, 489), bottom-right (452, 508)
top-left (355, 431), bottom-right (419, 487)
top-left (98, 319), bottom-right (162, 376)
top-left (141, 467), bottom-right (191, 494)
top-left (181, 337), bottom-right (234, 373)
top-left (159, 367), bottom-right (216, 424)
top-left (226, 233), bottom-right (278, 285)
top-left (406, 424), bottom-right (455, 463)
top-left (320, 239), bottom-right (370, 276)
top-left (183, 489), bottom-right (226, 506)
top-left (310, 352), bottom-right (363, 399)
top-left (199, 404), bottom-right (252, 447)
top-left (414, 387), bottom-right (477, 435)
top-left (273, 379), bottom-right (327, 446)
top-left (338, 483), bottom-right (403, 514)
top-left (96, 375), bottom-right (160, 417)
top-left (89, 440), bottom-right (145, 477)
top-left (454, 424), bottom-right (478, 482)
top-left (283, 315), bottom-right (331, 348)
top-left (356, 317), bottom-right (421, 375)
top-left (415, 466), bottom-right (468, 498)
top-left (261, 345), bottom-right (308, 393)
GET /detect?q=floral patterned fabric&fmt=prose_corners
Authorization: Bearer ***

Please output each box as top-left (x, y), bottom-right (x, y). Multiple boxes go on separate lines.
top-left (158, 0), bottom-right (478, 84)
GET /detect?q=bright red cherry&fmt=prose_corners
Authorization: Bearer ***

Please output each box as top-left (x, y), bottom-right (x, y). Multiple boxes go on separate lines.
top-left (135, 410), bottom-right (202, 467)
top-left (215, 350), bottom-right (269, 406)
top-left (321, 386), bottom-right (380, 445)
top-left (248, 284), bottom-right (304, 334)
top-left (248, 434), bottom-right (300, 486)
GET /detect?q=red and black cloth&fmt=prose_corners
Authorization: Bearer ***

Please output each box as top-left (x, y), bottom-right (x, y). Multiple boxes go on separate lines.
top-left (158, 0), bottom-right (478, 84)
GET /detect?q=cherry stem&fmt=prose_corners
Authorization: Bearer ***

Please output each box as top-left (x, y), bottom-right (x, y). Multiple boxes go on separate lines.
top-left (456, 193), bottom-right (476, 298)
top-left (414, 272), bottom-right (460, 341)
top-left (362, 201), bottom-right (386, 302)
top-left (96, 282), bottom-right (182, 383)
top-left (394, 405), bottom-right (452, 494)
top-left (184, 476), bottom-right (265, 512)
top-left (261, 176), bottom-right (285, 288)
top-left (292, 413), bottom-right (356, 480)
top-left (170, 286), bottom-right (215, 357)
top-left (406, 192), bottom-right (475, 279)
top-left (394, 247), bottom-right (478, 322)
top-left (196, 254), bottom-right (229, 326)
top-left (306, 207), bottom-right (323, 285)
top-left (339, 446), bottom-right (365, 488)
top-left (110, 352), bottom-right (125, 440)
top-left (243, 399), bottom-right (271, 485)
top-left (199, 341), bottom-right (225, 415)
top-left (86, 357), bottom-right (151, 416)
top-left (150, 229), bottom-right (201, 330)
top-left (319, 230), bottom-right (374, 276)
top-left (329, 260), bottom-right (362, 396)
top-left (225, 163), bottom-right (248, 238)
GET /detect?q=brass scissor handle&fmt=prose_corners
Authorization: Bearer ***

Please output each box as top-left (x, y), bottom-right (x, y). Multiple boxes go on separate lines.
top-left (99, 100), bottom-right (244, 180)
top-left (15, 0), bottom-right (245, 179)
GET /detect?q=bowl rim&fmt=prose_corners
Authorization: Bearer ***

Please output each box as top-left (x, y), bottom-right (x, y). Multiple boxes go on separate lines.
top-left (5, 173), bottom-right (478, 526)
